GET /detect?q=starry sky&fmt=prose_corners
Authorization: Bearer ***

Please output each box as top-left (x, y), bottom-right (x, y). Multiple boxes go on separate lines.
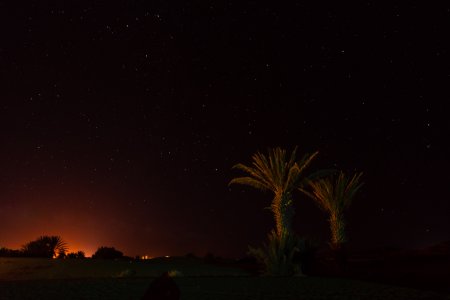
top-left (0, 2), bottom-right (449, 258)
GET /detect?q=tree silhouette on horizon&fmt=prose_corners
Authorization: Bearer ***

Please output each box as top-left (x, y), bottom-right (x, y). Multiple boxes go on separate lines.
top-left (21, 236), bottom-right (68, 258)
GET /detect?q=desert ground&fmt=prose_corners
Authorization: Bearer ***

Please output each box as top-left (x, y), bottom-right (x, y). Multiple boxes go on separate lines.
top-left (0, 253), bottom-right (449, 300)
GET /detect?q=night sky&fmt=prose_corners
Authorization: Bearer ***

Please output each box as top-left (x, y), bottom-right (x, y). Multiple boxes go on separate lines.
top-left (1, 2), bottom-right (449, 258)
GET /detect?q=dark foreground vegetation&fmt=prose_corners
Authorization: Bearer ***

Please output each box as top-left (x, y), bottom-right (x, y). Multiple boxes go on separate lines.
top-left (300, 241), bottom-right (450, 295)
top-left (0, 274), bottom-right (448, 300)
top-left (0, 254), bottom-right (449, 300)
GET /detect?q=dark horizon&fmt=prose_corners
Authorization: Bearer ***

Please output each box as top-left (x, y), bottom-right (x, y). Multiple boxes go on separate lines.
top-left (1, 2), bottom-right (449, 258)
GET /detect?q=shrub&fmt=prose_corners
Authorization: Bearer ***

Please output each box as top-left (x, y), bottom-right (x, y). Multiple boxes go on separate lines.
top-left (167, 270), bottom-right (183, 277)
top-left (92, 246), bottom-right (124, 259)
top-left (203, 252), bottom-right (216, 263)
top-left (248, 229), bottom-right (302, 276)
top-left (184, 252), bottom-right (197, 259)
top-left (66, 251), bottom-right (86, 259)
top-left (56, 250), bottom-right (66, 259)
top-left (116, 268), bottom-right (136, 278)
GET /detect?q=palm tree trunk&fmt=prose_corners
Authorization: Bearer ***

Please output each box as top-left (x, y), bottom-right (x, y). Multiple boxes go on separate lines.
top-left (329, 213), bottom-right (347, 273)
top-left (281, 192), bottom-right (295, 234)
top-left (329, 212), bottom-right (346, 249)
top-left (271, 195), bottom-right (283, 238)
top-left (271, 192), bottom-right (295, 238)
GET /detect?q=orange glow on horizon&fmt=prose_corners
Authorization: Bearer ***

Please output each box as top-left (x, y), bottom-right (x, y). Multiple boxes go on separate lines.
top-left (0, 189), bottom-right (117, 258)
top-left (63, 246), bottom-right (92, 257)
top-left (0, 187), bottom-right (167, 259)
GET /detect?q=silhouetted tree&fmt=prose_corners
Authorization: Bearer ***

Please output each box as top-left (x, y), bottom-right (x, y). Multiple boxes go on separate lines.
top-left (229, 147), bottom-right (318, 238)
top-left (66, 251), bottom-right (85, 259)
top-left (0, 247), bottom-right (23, 257)
top-left (299, 171), bottom-right (363, 251)
top-left (76, 250), bottom-right (85, 258)
top-left (56, 250), bottom-right (66, 259)
top-left (184, 252), bottom-right (197, 259)
top-left (203, 252), bottom-right (216, 263)
top-left (92, 246), bottom-right (123, 259)
top-left (21, 236), bottom-right (68, 258)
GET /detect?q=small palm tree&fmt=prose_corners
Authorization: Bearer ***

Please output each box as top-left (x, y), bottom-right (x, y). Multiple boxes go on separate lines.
top-left (299, 171), bottom-right (363, 251)
top-left (43, 236), bottom-right (68, 258)
top-left (229, 147), bottom-right (318, 238)
top-left (22, 236), bottom-right (68, 258)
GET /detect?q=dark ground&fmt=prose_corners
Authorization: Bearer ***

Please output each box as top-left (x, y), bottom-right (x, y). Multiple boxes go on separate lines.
top-left (0, 249), bottom-right (448, 299)
top-left (233, 240), bottom-right (450, 295)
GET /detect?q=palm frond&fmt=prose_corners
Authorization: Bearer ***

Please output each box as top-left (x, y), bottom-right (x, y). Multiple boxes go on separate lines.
top-left (253, 151), bottom-right (277, 189)
top-left (299, 178), bottom-right (331, 212)
top-left (229, 177), bottom-right (269, 191)
top-left (231, 163), bottom-right (274, 190)
top-left (287, 146), bottom-right (298, 169)
top-left (299, 168), bottom-right (337, 188)
top-left (297, 151), bottom-right (319, 175)
top-left (285, 151), bottom-right (317, 189)
top-left (343, 172), bottom-right (364, 209)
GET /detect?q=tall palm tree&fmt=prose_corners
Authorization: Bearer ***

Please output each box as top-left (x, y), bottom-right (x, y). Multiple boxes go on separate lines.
top-left (229, 147), bottom-right (318, 238)
top-left (299, 171), bottom-right (363, 251)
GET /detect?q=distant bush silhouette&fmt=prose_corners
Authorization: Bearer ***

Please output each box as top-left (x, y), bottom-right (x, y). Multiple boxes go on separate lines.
top-left (203, 252), bottom-right (216, 263)
top-left (21, 236), bottom-right (68, 258)
top-left (184, 252), bottom-right (197, 259)
top-left (66, 251), bottom-right (86, 259)
top-left (0, 247), bottom-right (23, 257)
top-left (56, 250), bottom-right (66, 259)
top-left (92, 246), bottom-right (124, 259)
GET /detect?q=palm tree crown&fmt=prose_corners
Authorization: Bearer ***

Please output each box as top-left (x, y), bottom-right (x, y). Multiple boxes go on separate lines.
top-left (299, 171), bottom-right (363, 249)
top-left (229, 147), bottom-right (318, 237)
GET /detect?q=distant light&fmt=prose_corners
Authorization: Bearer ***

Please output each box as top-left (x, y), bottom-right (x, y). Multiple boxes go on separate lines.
top-left (165, 255), bottom-right (170, 258)
top-left (141, 255), bottom-right (152, 260)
